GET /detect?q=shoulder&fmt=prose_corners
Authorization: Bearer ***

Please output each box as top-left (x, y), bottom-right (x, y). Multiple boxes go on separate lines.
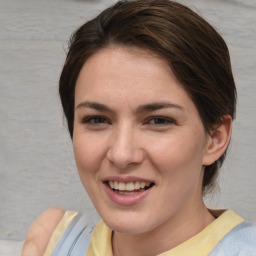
top-left (21, 207), bottom-right (65, 256)
top-left (211, 221), bottom-right (256, 255)
top-left (227, 221), bottom-right (256, 244)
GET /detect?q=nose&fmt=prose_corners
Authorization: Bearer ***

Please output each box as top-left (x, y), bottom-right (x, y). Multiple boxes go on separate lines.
top-left (107, 124), bottom-right (144, 169)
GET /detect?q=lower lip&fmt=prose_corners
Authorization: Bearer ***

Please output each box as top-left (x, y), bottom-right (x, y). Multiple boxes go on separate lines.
top-left (104, 183), bottom-right (153, 206)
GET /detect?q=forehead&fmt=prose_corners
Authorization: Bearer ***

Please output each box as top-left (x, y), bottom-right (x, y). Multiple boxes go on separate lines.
top-left (77, 46), bottom-right (173, 85)
top-left (75, 46), bottom-right (196, 113)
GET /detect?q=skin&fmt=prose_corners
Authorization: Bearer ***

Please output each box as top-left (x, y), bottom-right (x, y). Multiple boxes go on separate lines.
top-left (73, 46), bottom-right (232, 256)
top-left (22, 208), bottom-right (64, 256)
top-left (22, 45), bottom-right (231, 256)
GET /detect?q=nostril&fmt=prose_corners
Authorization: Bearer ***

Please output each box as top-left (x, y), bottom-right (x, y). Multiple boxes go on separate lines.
top-left (107, 146), bottom-right (144, 169)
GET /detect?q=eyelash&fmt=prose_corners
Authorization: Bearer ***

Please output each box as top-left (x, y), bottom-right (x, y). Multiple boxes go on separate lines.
top-left (81, 115), bottom-right (109, 125)
top-left (145, 117), bottom-right (175, 126)
top-left (81, 115), bottom-right (175, 126)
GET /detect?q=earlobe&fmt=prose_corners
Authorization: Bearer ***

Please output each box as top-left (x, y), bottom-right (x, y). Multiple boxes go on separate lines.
top-left (203, 115), bottom-right (232, 166)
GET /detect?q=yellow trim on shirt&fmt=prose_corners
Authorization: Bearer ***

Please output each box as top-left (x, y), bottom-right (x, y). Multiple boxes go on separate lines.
top-left (86, 210), bottom-right (244, 256)
top-left (43, 211), bottom-right (78, 256)
top-left (86, 219), bottom-right (113, 256)
top-left (159, 210), bottom-right (244, 255)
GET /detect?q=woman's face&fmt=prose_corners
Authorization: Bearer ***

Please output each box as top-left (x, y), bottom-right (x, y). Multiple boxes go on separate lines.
top-left (73, 46), bottom-right (211, 234)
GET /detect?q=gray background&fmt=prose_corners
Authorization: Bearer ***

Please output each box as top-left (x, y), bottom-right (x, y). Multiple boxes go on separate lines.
top-left (0, 0), bottom-right (255, 243)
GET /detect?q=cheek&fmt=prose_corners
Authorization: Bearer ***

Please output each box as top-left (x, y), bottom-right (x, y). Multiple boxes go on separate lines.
top-left (147, 133), bottom-right (206, 208)
top-left (73, 134), bottom-right (106, 178)
top-left (146, 130), bottom-right (206, 175)
top-left (73, 135), bottom-right (107, 204)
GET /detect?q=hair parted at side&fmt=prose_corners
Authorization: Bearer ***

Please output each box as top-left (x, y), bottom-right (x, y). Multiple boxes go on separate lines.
top-left (59, 0), bottom-right (236, 192)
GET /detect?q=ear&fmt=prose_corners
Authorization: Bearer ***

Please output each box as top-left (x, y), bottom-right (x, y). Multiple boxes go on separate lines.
top-left (203, 115), bottom-right (232, 166)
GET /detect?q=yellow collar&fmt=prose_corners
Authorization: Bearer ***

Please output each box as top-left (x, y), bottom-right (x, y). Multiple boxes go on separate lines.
top-left (86, 210), bottom-right (244, 256)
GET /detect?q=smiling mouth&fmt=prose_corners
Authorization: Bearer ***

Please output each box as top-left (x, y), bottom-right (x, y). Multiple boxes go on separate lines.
top-left (106, 181), bottom-right (154, 195)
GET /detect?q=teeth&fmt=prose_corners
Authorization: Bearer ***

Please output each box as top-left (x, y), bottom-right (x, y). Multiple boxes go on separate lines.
top-left (108, 181), bottom-right (152, 191)
top-left (109, 181), bottom-right (114, 189)
top-left (114, 181), bottom-right (119, 190)
top-left (126, 182), bottom-right (135, 191)
top-left (119, 182), bottom-right (126, 190)
top-left (134, 181), bottom-right (140, 190)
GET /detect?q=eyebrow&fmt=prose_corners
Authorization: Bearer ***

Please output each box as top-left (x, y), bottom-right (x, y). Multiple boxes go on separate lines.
top-left (76, 101), bottom-right (114, 113)
top-left (75, 101), bottom-right (184, 113)
top-left (135, 102), bottom-right (184, 114)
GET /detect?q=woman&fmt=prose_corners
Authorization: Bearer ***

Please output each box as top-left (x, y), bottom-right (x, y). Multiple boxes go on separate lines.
top-left (22, 0), bottom-right (256, 255)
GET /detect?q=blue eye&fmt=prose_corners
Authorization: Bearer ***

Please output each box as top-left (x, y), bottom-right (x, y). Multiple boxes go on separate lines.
top-left (81, 116), bottom-right (108, 124)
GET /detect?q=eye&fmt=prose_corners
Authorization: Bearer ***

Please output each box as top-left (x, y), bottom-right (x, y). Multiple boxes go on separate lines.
top-left (81, 115), bottom-right (109, 125)
top-left (146, 117), bottom-right (175, 126)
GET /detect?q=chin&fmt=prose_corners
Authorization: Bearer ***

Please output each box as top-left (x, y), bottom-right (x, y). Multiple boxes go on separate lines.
top-left (107, 221), bottom-right (149, 234)
top-left (101, 211), bottom-right (157, 235)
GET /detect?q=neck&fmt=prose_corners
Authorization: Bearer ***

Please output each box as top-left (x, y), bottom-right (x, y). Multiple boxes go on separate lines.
top-left (112, 202), bottom-right (215, 256)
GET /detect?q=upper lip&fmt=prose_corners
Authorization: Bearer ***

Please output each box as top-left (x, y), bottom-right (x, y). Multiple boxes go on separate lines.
top-left (103, 176), bottom-right (154, 184)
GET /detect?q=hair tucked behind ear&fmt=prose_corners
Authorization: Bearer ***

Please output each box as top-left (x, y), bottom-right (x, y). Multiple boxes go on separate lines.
top-left (59, 0), bottom-right (236, 193)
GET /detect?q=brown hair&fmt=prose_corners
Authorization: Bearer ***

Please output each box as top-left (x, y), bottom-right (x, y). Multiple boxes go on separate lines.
top-left (59, 0), bottom-right (236, 192)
